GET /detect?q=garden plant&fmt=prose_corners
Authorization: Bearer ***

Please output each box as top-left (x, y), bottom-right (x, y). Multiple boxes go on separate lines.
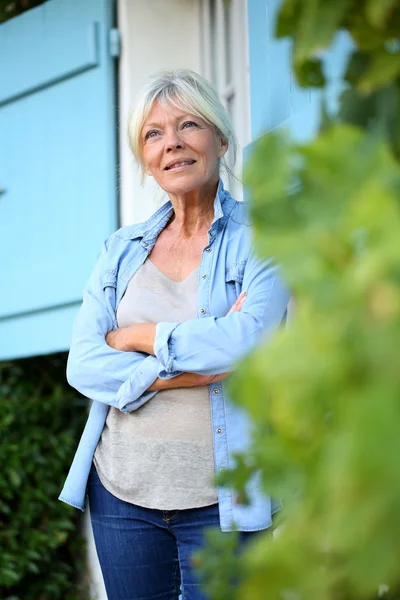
top-left (197, 1), bottom-right (400, 599)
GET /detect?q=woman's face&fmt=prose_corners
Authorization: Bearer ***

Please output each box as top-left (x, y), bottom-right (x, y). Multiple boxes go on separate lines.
top-left (141, 100), bottom-right (228, 197)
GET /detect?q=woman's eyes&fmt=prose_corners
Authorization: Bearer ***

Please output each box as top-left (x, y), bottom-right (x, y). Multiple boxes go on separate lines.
top-left (181, 120), bottom-right (199, 129)
top-left (144, 121), bottom-right (200, 141)
top-left (145, 130), bottom-right (160, 140)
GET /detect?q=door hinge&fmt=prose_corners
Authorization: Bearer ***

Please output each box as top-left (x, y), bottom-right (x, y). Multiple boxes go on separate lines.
top-left (109, 28), bottom-right (121, 58)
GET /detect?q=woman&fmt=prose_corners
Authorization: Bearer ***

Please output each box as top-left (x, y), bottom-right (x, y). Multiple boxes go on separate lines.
top-left (60, 69), bottom-right (290, 599)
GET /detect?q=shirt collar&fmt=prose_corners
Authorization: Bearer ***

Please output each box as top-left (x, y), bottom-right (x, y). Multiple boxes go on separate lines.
top-left (210, 178), bottom-right (225, 225)
top-left (128, 178), bottom-right (235, 243)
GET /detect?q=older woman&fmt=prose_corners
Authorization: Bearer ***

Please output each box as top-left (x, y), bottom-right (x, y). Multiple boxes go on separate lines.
top-left (60, 69), bottom-right (289, 599)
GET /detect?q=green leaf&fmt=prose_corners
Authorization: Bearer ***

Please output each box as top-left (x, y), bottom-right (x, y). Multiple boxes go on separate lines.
top-left (366, 0), bottom-right (399, 28)
top-left (8, 468), bottom-right (21, 488)
top-left (339, 87), bottom-right (377, 128)
top-left (344, 50), bottom-right (371, 85)
top-left (358, 49), bottom-right (400, 92)
top-left (294, 57), bottom-right (325, 87)
top-left (276, 0), bottom-right (301, 39)
top-left (289, 0), bottom-right (351, 63)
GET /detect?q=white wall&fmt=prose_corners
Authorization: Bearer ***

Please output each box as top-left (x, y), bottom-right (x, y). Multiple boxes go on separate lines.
top-left (86, 3), bottom-right (202, 597)
top-left (84, 509), bottom-right (106, 600)
top-left (118, 0), bottom-right (202, 226)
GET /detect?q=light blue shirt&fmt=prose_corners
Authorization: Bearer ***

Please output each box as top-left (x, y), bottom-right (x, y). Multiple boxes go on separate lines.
top-left (59, 181), bottom-right (290, 532)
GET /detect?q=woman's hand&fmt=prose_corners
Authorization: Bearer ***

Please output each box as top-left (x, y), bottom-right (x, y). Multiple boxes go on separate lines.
top-left (148, 371), bottom-right (231, 391)
top-left (147, 291), bottom-right (246, 391)
top-left (106, 291), bottom-right (246, 354)
top-left (105, 329), bottom-right (130, 352)
top-left (228, 291), bottom-right (246, 314)
top-left (106, 324), bottom-right (156, 354)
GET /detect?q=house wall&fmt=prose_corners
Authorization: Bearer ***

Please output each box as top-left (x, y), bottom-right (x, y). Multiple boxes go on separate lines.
top-left (118, 0), bottom-right (202, 227)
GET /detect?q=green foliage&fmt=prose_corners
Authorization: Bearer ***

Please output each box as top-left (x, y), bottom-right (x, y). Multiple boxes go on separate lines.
top-left (0, 1), bottom-right (46, 25)
top-left (197, 1), bottom-right (400, 599)
top-left (236, 125), bottom-right (400, 600)
top-left (194, 528), bottom-right (244, 600)
top-left (277, 0), bottom-right (400, 90)
top-left (0, 355), bottom-right (88, 600)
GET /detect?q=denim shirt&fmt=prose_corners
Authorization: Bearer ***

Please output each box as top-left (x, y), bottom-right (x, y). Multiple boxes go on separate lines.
top-left (59, 181), bottom-right (290, 532)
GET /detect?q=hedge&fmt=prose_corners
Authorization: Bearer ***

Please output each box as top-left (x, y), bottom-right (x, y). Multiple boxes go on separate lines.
top-left (0, 354), bottom-right (88, 600)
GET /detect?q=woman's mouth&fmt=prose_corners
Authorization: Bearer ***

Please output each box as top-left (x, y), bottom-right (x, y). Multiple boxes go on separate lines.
top-left (165, 160), bottom-right (196, 172)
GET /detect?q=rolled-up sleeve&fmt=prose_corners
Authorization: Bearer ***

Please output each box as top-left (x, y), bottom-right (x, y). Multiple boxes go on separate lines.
top-left (67, 240), bottom-right (159, 412)
top-left (115, 355), bottom-right (159, 413)
top-left (153, 323), bottom-right (182, 379)
top-left (154, 255), bottom-right (290, 378)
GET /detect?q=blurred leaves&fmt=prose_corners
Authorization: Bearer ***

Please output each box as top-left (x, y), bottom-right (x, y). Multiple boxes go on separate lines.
top-left (277, 0), bottom-right (351, 66)
top-left (204, 126), bottom-right (400, 598)
top-left (194, 528), bottom-right (244, 600)
top-left (236, 126), bottom-right (400, 600)
top-left (277, 0), bottom-right (400, 93)
top-left (199, 1), bottom-right (400, 600)
top-left (0, 355), bottom-right (88, 599)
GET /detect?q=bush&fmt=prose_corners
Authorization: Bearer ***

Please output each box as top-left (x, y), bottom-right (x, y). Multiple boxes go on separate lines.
top-left (0, 354), bottom-right (88, 600)
top-left (197, 1), bottom-right (400, 599)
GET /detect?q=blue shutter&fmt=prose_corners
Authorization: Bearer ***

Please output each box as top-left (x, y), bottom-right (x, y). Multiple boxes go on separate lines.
top-left (0, 0), bottom-right (117, 360)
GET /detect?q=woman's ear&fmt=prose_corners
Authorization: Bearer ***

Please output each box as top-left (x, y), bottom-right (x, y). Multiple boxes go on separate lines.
top-left (218, 136), bottom-right (229, 159)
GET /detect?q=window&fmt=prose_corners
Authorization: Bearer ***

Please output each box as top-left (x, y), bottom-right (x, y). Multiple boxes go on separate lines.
top-left (200, 0), bottom-right (251, 200)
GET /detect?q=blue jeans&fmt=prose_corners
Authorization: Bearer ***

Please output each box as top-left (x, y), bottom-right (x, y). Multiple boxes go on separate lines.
top-left (88, 464), bottom-right (255, 599)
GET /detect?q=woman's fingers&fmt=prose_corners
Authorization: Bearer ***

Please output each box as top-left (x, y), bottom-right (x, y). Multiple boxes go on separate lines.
top-left (228, 291), bottom-right (246, 314)
top-left (208, 372), bottom-right (231, 383)
top-left (105, 330), bottom-right (119, 349)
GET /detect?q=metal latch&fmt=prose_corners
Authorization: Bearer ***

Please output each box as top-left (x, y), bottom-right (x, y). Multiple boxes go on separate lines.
top-left (109, 28), bottom-right (121, 58)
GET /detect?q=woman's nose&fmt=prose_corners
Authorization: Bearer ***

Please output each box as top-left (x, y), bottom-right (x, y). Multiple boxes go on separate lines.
top-left (165, 130), bottom-right (184, 152)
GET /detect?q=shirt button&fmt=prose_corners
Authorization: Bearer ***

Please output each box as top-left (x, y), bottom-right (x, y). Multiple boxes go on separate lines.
top-left (143, 241), bottom-right (148, 247)
top-left (216, 428), bottom-right (223, 434)
top-left (205, 247), bottom-right (211, 252)
top-left (202, 273), bottom-right (207, 279)
top-left (199, 308), bottom-right (206, 315)
top-left (213, 388), bottom-right (220, 395)
top-left (210, 231), bottom-right (214, 237)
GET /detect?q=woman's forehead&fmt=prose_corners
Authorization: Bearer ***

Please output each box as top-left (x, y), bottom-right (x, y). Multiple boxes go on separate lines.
top-left (144, 98), bottom-right (203, 126)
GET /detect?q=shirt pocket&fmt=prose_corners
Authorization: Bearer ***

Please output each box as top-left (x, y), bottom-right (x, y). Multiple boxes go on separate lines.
top-left (225, 261), bottom-right (246, 300)
top-left (102, 269), bottom-right (118, 328)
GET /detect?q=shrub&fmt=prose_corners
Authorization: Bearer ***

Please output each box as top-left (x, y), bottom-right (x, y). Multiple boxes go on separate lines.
top-left (197, 1), bottom-right (400, 599)
top-left (0, 354), bottom-right (88, 600)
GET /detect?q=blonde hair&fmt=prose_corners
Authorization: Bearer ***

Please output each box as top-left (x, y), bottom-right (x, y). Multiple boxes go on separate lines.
top-left (128, 69), bottom-right (238, 175)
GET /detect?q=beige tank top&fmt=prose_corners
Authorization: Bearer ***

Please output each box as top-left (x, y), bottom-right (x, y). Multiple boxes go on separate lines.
top-left (94, 258), bottom-right (218, 510)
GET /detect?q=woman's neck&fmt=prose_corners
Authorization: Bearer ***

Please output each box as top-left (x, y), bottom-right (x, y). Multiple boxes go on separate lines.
top-left (167, 180), bottom-right (219, 237)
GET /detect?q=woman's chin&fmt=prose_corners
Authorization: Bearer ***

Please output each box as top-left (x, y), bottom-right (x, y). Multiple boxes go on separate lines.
top-left (158, 174), bottom-right (218, 198)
